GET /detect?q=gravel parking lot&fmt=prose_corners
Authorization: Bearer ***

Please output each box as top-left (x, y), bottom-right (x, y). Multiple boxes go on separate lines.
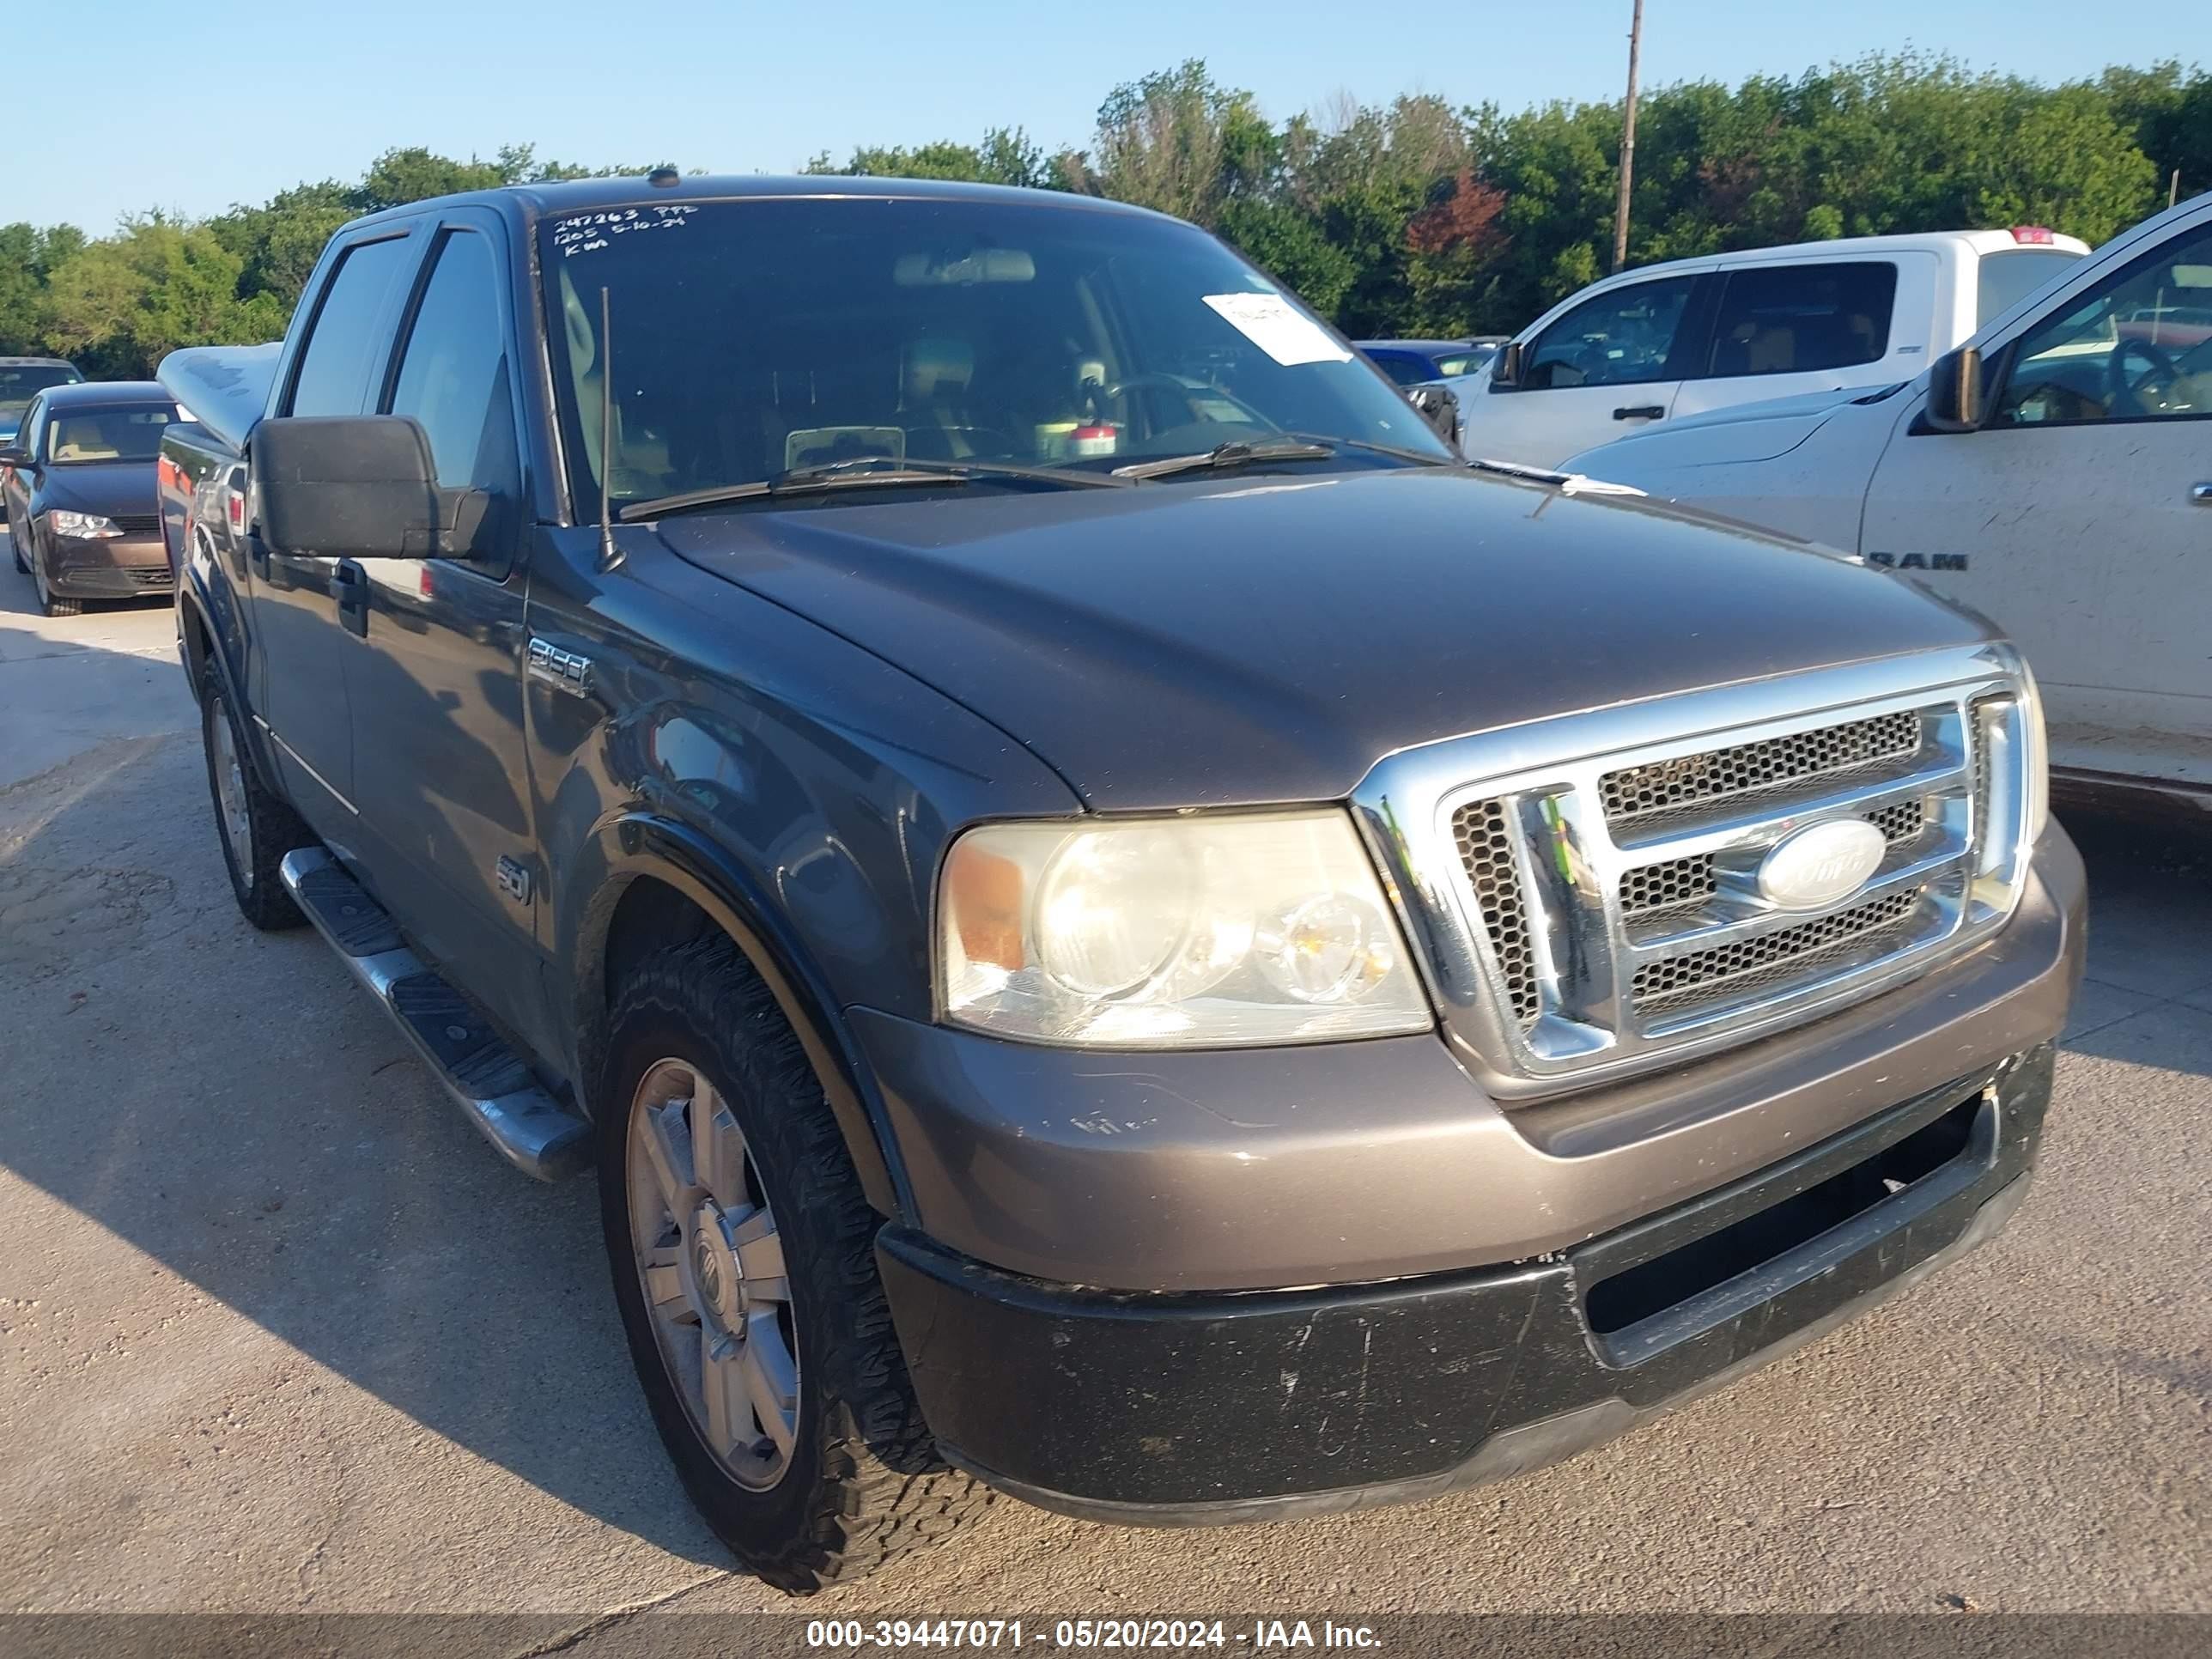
top-left (2, 563), bottom-right (2207, 1633)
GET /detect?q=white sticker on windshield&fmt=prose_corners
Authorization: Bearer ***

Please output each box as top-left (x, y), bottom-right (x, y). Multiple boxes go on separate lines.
top-left (1202, 292), bottom-right (1352, 367)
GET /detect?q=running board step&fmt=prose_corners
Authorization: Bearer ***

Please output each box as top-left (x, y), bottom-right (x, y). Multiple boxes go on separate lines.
top-left (279, 847), bottom-right (591, 1181)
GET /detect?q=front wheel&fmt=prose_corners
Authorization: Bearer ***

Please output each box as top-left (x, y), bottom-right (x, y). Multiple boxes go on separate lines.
top-left (600, 937), bottom-right (989, 1593)
top-left (32, 553), bottom-right (80, 617)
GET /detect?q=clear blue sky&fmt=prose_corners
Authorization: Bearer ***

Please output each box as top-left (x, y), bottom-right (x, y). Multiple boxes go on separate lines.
top-left (13, 0), bottom-right (2200, 233)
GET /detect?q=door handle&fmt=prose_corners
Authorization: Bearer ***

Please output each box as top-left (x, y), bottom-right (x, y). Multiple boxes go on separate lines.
top-left (331, 559), bottom-right (369, 638)
top-left (2191, 483), bottom-right (2212, 506)
top-left (1613, 404), bottom-right (1665, 421)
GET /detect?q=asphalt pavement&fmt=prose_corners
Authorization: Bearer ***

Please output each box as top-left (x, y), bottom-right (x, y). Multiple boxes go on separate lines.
top-left (2, 562), bottom-right (2206, 1632)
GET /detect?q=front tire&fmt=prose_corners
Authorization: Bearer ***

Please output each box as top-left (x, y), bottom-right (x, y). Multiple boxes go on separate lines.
top-left (32, 550), bottom-right (80, 617)
top-left (199, 660), bottom-right (308, 930)
top-left (600, 937), bottom-right (989, 1593)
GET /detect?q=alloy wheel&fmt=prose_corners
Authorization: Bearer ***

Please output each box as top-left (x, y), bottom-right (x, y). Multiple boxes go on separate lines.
top-left (626, 1057), bottom-right (800, 1491)
top-left (209, 698), bottom-right (254, 889)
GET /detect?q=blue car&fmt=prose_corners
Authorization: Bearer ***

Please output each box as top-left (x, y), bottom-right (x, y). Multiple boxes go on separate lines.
top-left (1355, 337), bottom-right (1504, 388)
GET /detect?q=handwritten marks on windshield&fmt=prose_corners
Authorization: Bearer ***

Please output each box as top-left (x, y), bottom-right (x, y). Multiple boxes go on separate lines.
top-left (553, 205), bottom-right (700, 258)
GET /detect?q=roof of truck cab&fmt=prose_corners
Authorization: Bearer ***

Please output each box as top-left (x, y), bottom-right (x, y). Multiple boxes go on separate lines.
top-left (346, 173), bottom-right (1175, 234)
top-left (1604, 228), bottom-right (2092, 289)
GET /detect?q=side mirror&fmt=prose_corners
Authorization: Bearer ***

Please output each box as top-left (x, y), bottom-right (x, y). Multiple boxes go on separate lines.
top-left (1407, 383), bottom-right (1462, 447)
top-left (1490, 340), bottom-right (1525, 388)
top-left (1923, 345), bottom-right (1986, 433)
top-left (0, 445), bottom-right (32, 468)
top-left (254, 415), bottom-right (446, 557)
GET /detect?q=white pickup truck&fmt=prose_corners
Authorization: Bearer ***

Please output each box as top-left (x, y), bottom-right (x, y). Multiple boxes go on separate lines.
top-left (1452, 228), bottom-right (2088, 468)
top-left (1566, 192), bottom-right (2212, 811)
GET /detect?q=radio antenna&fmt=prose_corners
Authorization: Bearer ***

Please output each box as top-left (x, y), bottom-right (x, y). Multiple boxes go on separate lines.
top-left (596, 284), bottom-right (622, 572)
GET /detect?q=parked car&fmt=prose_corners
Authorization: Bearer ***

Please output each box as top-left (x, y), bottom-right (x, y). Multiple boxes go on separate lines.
top-left (1458, 228), bottom-right (2091, 467)
top-left (160, 174), bottom-right (2079, 1594)
top-left (1357, 337), bottom-right (1504, 387)
top-left (2, 380), bottom-right (180, 615)
top-left (1565, 191), bottom-right (2212, 814)
top-left (0, 356), bottom-right (82, 447)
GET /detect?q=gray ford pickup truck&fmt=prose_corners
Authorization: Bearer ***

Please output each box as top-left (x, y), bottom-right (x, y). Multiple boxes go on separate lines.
top-left (157, 174), bottom-right (2084, 1593)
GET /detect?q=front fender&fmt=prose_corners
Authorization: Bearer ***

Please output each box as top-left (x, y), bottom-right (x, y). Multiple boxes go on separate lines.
top-left (562, 810), bottom-right (908, 1219)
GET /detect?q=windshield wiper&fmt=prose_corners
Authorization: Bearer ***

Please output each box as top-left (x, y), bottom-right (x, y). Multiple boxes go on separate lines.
top-left (1111, 439), bottom-right (1335, 482)
top-left (618, 455), bottom-right (1129, 521)
top-left (1280, 431), bottom-right (1456, 466)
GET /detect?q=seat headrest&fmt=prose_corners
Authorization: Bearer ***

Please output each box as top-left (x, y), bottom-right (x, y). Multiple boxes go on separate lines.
top-left (905, 338), bottom-right (973, 402)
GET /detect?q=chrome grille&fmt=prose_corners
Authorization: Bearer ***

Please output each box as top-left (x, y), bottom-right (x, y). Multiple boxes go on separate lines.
top-left (1600, 708), bottom-right (1921, 824)
top-left (1354, 646), bottom-right (2041, 1099)
top-left (1618, 799), bottom-right (1929, 923)
top-left (1632, 888), bottom-right (1923, 1011)
top-left (1450, 798), bottom-right (1540, 1026)
top-left (1620, 852), bottom-right (1717, 916)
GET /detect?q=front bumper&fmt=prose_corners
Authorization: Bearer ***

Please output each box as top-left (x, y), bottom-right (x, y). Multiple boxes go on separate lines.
top-left (854, 826), bottom-right (2085, 1293)
top-left (46, 533), bottom-right (173, 597)
top-left (879, 1044), bottom-right (2052, 1522)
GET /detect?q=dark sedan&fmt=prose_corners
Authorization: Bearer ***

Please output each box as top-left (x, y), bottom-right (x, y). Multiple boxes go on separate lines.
top-left (3, 380), bottom-right (180, 616)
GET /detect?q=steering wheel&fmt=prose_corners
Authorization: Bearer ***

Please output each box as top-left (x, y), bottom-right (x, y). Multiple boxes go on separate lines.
top-left (2106, 336), bottom-right (2184, 416)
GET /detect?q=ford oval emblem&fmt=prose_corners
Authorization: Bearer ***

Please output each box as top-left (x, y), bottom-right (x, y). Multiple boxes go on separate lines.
top-left (1756, 819), bottom-right (1887, 910)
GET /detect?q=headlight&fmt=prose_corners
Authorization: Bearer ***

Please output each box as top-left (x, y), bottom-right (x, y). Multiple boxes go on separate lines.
top-left (937, 810), bottom-right (1434, 1048)
top-left (48, 509), bottom-right (121, 538)
top-left (2019, 659), bottom-right (2050, 845)
top-left (1970, 658), bottom-right (2049, 915)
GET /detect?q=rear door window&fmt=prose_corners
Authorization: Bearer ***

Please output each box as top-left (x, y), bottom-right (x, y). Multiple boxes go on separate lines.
top-left (287, 234), bottom-right (416, 417)
top-left (1700, 261), bottom-right (1898, 379)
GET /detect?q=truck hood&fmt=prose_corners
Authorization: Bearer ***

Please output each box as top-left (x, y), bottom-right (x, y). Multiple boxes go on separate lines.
top-left (657, 466), bottom-right (1995, 811)
top-left (1571, 382), bottom-right (1907, 474)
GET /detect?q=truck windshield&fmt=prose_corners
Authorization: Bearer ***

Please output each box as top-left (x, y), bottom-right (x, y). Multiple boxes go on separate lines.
top-left (538, 196), bottom-right (1449, 513)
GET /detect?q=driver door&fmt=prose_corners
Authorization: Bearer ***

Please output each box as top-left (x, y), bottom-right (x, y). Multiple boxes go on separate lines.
top-left (1861, 207), bottom-right (2212, 788)
top-left (1468, 269), bottom-right (1712, 467)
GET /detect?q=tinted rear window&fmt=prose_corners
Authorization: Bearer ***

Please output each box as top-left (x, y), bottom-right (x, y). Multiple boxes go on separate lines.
top-left (1703, 261), bottom-right (1898, 378)
top-left (1976, 249), bottom-right (2086, 327)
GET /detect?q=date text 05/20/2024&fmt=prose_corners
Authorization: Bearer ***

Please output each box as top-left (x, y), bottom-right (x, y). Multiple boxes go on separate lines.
top-left (805, 1620), bottom-right (1383, 1650)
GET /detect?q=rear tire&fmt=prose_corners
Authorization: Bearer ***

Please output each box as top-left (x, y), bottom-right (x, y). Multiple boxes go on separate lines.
top-left (199, 659), bottom-right (308, 930)
top-left (599, 936), bottom-right (989, 1594)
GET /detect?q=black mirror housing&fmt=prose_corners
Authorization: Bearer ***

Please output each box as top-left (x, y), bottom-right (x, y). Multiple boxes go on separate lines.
top-left (1407, 383), bottom-right (1462, 448)
top-left (1491, 340), bottom-right (1525, 388)
top-left (1922, 346), bottom-right (1986, 434)
top-left (254, 415), bottom-right (444, 558)
top-left (0, 445), bottom-right (33, 468)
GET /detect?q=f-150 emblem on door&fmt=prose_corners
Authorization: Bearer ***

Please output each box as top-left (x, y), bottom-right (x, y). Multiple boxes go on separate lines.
top-left (528, 638), bottom-right (594, 693)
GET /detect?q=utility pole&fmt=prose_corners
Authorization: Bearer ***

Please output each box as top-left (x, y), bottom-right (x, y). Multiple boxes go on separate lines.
top-left (1613, 0), bottom-right (1644, 273)
top-left (2172, 169), bottom-right (2184, 210)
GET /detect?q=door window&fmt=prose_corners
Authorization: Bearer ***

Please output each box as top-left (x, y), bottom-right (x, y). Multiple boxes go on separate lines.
top-left (1522, 276), bottom-right (1697, 390)
top-left (1990, 222), bottom-right (2212, 427)
top-left (385, 228), bottom-right (521, 575)
top-left (288, 234), bottom-right (415, 417)
top-left (1699, 262), bottom-right (1896, 379)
